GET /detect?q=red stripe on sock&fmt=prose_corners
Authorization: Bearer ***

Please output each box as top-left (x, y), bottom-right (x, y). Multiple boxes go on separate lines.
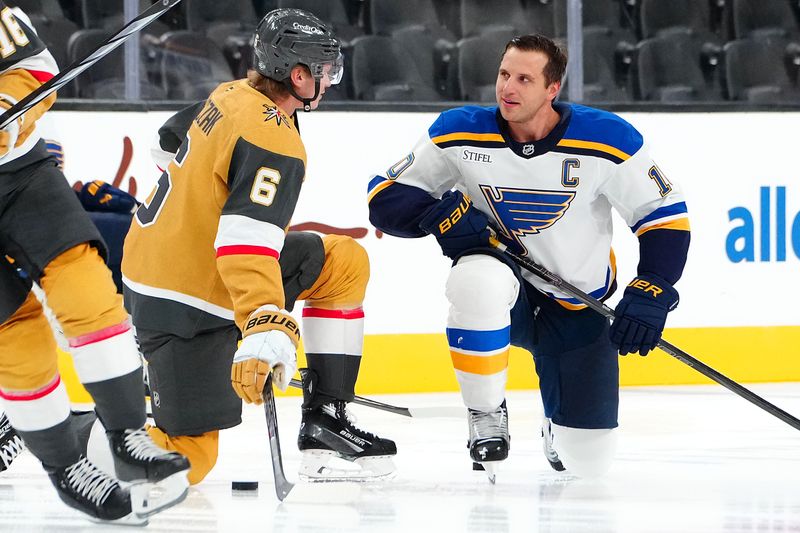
top-left (302, 307), bottom-right (365, 319)
top-left (216, 245), bottom-right (279, 259)
top-left (0, 374), bottom-right (60, 401)
top-left (69, 322), bottom-right (131, 348)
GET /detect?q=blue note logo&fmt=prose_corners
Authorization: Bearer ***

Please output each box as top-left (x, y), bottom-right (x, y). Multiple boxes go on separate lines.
top-left (480, 185), bottom-right (575, 255)
top-left (727, 186), bottom-right (800, 262)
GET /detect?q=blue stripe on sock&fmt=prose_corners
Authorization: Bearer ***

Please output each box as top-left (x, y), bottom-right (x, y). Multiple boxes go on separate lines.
top-left (446, 326), bottom-right (510, 352)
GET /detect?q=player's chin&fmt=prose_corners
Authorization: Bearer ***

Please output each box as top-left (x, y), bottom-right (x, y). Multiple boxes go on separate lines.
top-left (497, 103), bottom-right (518, 120)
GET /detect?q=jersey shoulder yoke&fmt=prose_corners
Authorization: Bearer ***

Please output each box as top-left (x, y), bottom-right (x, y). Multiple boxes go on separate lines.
top-left (558, 104), bottom-right (644, 163)
top-left (428, 105), bottom-right (503, 149)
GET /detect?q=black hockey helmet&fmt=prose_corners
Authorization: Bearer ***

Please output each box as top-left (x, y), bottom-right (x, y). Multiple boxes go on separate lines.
top-left (252, 8), bottom-right (343, 111)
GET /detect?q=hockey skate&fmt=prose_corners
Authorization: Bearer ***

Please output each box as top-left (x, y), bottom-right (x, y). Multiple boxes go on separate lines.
top-left (541, 418), bottom-right (565, 472)
top-left (0, 413), bottom-right (24, 473)
top-left (298, 401), bottom-right (397, 482)
top-left (105, 427), bottom-right (190, 517)
top-left (46, 455), bottom-right (147, 526)
top-left (468, 401), bottom-right (510, 484)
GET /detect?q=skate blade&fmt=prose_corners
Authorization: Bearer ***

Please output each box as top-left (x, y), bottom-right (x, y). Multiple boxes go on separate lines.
top-left (88, 512), bottom-right (148, 527)
top-left (477, 461), bottom-right (500, 484)
top-left (130, 471), bottom-right (189, 518)
top-left (299, 450), bottom-right (396, 483)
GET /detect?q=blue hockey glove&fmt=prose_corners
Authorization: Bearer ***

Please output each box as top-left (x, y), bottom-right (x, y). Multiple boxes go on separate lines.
top-left (418, 190), bottom-right (492, 259)
top-left (609, 273), bottom-right (679, 356)
top-left (79, 180), bottom-right (138, 213)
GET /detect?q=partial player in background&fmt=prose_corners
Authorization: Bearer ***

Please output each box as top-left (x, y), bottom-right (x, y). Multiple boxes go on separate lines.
top-left (123, 9), bottom-right (396, 485)
top-left (0, 3), bottom-right (189, 524)
top-left (368, 34), bottom-right (690, 480)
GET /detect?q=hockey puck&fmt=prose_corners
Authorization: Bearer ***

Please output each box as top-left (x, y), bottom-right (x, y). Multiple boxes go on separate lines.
top-left (231, 481), bottom-right (259, 491)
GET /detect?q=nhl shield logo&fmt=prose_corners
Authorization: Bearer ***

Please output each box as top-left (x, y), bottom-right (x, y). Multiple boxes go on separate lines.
top-left (522, 144), bottom-right (535, 156)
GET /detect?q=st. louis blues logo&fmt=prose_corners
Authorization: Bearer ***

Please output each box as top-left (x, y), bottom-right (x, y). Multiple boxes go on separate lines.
top-left (480, 185), bottom-right (576, 255)
top-left (262, 104), bottom-right (290, 127)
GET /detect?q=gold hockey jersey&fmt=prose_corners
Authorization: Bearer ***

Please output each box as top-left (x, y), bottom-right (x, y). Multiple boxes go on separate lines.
top-left (0, 3), bottom-right (58, 171)
top-left (122, 80), bottom-right (306, 337)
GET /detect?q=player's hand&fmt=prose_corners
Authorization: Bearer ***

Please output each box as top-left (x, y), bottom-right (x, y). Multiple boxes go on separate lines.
top-left (79, 180), bottom-right (138, 213)
top-left (0, 100), bottom-right (21, 160)
top-left (609, 273), bottom-right (679, 356)
top-left (418, 190), bottom-right (492, 259)
top-left (231, 308), bottom-right (299, 403)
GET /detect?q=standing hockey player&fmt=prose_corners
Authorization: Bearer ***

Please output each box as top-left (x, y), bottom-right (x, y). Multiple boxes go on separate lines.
top-left (368, 34), bottom-right (690, 480)
top-left (123, 8), bottom-right (396, 485)
top-left (0, 3), bottom-right (189, 523)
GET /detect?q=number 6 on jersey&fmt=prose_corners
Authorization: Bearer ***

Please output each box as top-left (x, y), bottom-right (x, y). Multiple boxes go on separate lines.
top-left (251, 167), bottom-right (281, 206)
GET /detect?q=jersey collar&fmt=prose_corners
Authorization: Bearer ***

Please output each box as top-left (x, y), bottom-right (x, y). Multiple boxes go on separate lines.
top-left (495, 101), bottom-right (572, 159)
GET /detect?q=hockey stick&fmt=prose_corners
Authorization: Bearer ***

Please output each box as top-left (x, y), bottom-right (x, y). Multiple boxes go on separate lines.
top-left (489, 237), bottom-right (800, 432)
top-left (287, 378), bottom-right (465, 419)
top-left (262, 373), bottom-right (295, 501)
top-left (0, 0), bottom-right (182, 130)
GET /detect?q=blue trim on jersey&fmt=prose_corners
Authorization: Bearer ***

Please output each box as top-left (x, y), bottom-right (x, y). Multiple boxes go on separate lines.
top-left (367, 175), bottom-right (386, 193)
top-left (446, 326), bottom-right (510, 352)
top-left (368, 180), bottom-right (437, 238)
top-left (563, 104), bottom-right (644, 157)
top-left (630, 202), bottom-right (688, 233)
top-left (546, 266), bottom-right (613, 306)
top-left (428, 106), bottom-right (500, 139)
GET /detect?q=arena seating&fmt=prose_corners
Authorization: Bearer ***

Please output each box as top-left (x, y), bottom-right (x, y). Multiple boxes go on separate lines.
top-left (7, 0), bottom-right (799, 103)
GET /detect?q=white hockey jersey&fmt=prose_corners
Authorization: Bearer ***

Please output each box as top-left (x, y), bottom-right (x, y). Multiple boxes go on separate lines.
top-left (368, 103), bottom-right (690, 309)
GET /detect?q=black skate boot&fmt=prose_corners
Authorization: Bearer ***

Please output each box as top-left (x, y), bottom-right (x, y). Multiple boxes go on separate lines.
top-left (298, 401), bottom-right (397, 481)
top-left (297, 369), bottom-right (396, 482)
top-left (468, 400), bottom-right (510, 483)
top-left (541, 417), bottom-right (565, 472)
top-left (106, 427), bottom-right (190, 517)
top-left (46, 455), bottom-right (146, 525)
top-left (0, 413), bottom-right (24, 473)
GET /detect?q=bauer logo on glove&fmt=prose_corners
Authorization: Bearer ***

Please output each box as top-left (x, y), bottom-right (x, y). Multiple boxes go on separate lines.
top-left (610, 273), bottom-right (679, 356)
top-left (627, 277), bottom-right (673, 302)
top-left (419, 190), bottom-right (493, 259)
top-left (243, 310), bottom-right (300, 342)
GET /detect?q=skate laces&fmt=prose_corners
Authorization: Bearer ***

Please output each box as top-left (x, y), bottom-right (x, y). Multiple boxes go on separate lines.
top-left (0, 433), bottom-right (23, 469)
top-left (65, 456), bottom-right (119, 506)
top-left (122, 428), bottom-right (171, 461)
top-left (469, 406), bottom-right (509, 441)
top-left (0, 416), bottom-right (23, 469)
top-left (326, 402), bottom-right (377, 440)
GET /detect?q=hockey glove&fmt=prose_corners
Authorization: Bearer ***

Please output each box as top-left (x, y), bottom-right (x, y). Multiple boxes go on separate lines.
top-left (79, 180), bottom-right (138, 213)
top-left (609, 273), bottom-right (679, 356)
top-left (231, 307), bottom-right (299, 403)
top-left (418, 190), bottom-right (492, 259)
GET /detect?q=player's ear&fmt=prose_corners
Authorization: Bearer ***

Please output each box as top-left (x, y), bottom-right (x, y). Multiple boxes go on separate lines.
top-left (289, 65), bottom-right (307, 89)
top-left (547, 80), bottom-right (561, 101)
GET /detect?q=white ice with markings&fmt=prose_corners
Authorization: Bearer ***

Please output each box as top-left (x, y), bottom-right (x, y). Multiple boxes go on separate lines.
top-left (2, 383), bottom-right (799, 532)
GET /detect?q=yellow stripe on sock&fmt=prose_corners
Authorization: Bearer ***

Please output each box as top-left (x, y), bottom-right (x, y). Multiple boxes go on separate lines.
top-left (450, 349), bottom-right (509, 375)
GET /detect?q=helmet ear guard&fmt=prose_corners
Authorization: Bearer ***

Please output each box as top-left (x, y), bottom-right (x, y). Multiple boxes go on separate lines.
top-left (251, 8), bottom-right (343, 111)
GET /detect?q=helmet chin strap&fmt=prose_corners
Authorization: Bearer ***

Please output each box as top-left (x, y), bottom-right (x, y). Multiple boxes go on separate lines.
top-left (285, 79), bottom-right (322, 112)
